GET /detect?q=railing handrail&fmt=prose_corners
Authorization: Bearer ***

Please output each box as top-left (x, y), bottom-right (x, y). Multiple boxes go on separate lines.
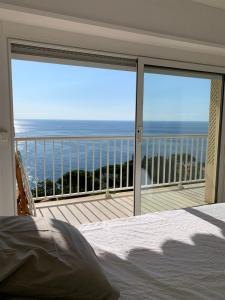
top-left (15, 133), bottom-right (208, 201)
top-left (14, 133), bottom-right (208, 142)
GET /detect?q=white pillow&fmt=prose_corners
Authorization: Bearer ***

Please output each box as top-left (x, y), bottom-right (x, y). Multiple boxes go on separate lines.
top-left (0, 216), bottom-right (119, 299)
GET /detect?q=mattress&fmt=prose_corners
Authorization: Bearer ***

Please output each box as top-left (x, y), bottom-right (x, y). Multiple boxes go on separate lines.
top-left (78, 203), bottom-right (225, 300)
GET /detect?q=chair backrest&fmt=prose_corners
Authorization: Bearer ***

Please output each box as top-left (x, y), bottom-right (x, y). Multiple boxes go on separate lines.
top-left (16, 152), bottom-right (36, 216)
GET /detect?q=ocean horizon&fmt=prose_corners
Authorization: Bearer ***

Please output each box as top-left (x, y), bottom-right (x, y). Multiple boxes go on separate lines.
top-left (15, 119), bottom-right (208, 187)
top-left (15, 119), bottom-right (209, 137)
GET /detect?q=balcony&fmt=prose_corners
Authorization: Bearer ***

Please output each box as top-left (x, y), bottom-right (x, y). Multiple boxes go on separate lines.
top-left (15, 134), bottom-right (208, 224)
top-left (34, 182), bottom-right (205, 225)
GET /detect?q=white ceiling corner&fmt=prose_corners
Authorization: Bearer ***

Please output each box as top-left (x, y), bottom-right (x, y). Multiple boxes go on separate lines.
top-left (191, 0), bottom-right (225, 10)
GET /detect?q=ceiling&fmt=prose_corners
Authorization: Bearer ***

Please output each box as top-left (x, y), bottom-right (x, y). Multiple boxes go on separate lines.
top-left (1, 0), bottom-right (225, 46)
top-left (191, 0), bottom-right (225, 10)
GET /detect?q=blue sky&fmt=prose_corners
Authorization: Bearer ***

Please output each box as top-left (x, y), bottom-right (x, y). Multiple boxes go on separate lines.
top-left (143, 73), bottom-right (211, 121)
top-left (12, 59), bottom-right (211, 121)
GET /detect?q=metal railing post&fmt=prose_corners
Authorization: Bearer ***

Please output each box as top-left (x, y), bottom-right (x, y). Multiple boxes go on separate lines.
top-left (14, 134), bottom-right (207, 201)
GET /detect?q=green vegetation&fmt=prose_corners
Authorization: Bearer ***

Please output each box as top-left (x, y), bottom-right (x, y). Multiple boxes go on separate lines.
top-left (32, 154), bottom-right (205, 199)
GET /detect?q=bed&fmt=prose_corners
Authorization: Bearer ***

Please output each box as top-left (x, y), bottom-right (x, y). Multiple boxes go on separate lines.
top-left (78, 203), bottom-right (225, 299)
top-left (1, 203), bottom-right (225, 299)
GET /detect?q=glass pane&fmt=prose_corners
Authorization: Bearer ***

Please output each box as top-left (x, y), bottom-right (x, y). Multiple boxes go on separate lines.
top-left (141, 67), bottom-right (222, 214)
top-left (12, 58), bottom-right (136, 222)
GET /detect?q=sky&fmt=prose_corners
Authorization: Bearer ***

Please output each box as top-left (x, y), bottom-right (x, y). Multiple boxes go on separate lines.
top-left (12, 59), bottom-right (211, 122)
top-left (143, 73), bottom-right (211, 122)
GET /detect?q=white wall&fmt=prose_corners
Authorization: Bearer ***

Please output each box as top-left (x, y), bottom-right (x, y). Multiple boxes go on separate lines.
top-left (0, 27), bottom-right (16, 215)
top-left (1, 0), bottom-right (225, 45)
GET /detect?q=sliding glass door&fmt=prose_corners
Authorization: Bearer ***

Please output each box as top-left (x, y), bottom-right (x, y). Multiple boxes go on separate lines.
top-left (135, 62), bottom-right (223, 215)
top-left (11, 43), bottom-right (136, 222)
top-left (10, 42), bottom-right (224, 220)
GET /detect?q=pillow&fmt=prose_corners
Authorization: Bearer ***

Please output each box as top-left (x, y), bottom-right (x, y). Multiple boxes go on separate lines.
top-left (0, 216), bottom-right (119, 300)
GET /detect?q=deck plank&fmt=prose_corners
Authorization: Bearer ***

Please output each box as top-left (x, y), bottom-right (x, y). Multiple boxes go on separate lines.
top-left (67, 204), bottom-right (91, 224)
top-left (83, 202), bottom-right (109, 221)
top-left (145, 193), bottom-right (181, 210)
top-left (165, 191), bottom-right (204, 206)
top-left (35, 208), bottom-right (43, 217)
top-left (119, 197), bottom-right (133, 208)
top-left (47, 206), bottom-right (67, 222)
top-left (35, 183), bottom-right (207, 224)
top-left (39, 208), bottom-right (54, 219)
top-left (112, 198), bottom-right (133, 215)
top-left (58, 205), bottom-right (80, 226)
top-left (100, 199), bottom-right (129, 218)
top-left (75, 203), bottom-right (100, 223)
top-left (142, 192), bottom-right (179, 211)
top-left (92, 200), bottom-right (119, 219)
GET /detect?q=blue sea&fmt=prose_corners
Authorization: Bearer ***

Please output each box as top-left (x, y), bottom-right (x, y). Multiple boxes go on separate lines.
top-left (15, 119), bottom-right (208, 137)
top-left (14, 119), bottom-right (208, 187)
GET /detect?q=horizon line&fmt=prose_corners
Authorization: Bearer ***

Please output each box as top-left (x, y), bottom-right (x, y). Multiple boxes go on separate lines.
top-left (14, 118), bottom-right (209, 122)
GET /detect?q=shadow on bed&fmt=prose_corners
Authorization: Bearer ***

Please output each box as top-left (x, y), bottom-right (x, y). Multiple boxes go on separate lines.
top-left (184, 206), bottom-right (225, 231)
top-left (92, 210), bottom-right (225, 299)
top-left (2, 211), bottom-right (225, 299)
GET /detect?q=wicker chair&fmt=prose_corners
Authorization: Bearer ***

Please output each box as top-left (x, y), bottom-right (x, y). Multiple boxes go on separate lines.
top-left (16, 152), bottom-right (36, 216)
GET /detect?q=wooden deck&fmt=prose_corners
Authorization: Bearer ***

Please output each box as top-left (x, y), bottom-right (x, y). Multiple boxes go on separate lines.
top-left (35, 183), bottom-right (206, 225)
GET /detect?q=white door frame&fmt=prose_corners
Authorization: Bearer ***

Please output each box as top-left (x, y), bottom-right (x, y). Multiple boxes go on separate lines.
top-left (6, 39), bottom-right (225, 216)
top-left (134, 59), bottom-right (144, 215)
top-left (133, 57), bottom-right (225, 215)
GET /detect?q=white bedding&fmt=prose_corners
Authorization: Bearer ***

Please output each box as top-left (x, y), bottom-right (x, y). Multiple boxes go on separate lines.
top-left (78, 204), bottom-right (225, 300)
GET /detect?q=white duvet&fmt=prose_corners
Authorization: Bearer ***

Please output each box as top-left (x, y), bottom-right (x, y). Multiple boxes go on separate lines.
top-left (79, 204), bottom-right (225, 300)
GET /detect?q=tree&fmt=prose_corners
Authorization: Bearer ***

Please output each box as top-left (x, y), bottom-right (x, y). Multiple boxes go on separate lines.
top-left (31, 153), bottom-right (204, 200)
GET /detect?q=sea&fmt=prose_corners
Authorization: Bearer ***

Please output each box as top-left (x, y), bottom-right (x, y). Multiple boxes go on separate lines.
top-left (15, 119), bottom-right (208, 186)
top-left (15, 119), bottom-right (208, 138)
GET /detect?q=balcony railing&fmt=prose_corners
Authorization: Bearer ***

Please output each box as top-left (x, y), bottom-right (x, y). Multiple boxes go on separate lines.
top-left (15, 134), bottom-right (208, 201)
